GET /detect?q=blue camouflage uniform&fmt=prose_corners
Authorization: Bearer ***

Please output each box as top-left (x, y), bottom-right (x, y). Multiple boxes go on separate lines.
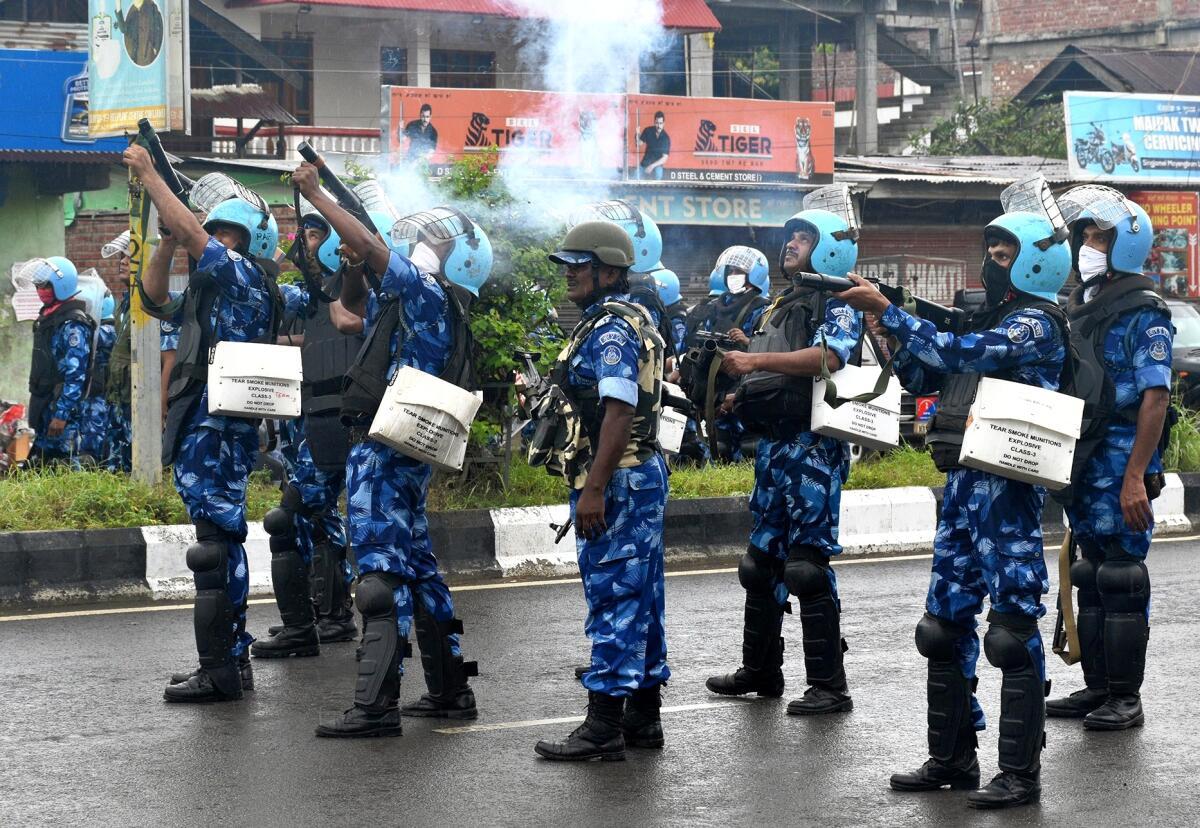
top-left (1064, 307), bottom-right (1172, 561)
top-left (78, 321), bottom-right (116, 461)
top-left (751, 299), bottom-right (859, 583)
top-left (32, 315), bottom-right (92, 463)
top-left (161, 239), bottom-right (272, 658)
top-left (160, 319), bottom-right (180, 352)
top-left (883, 302), bottom-right (1065, 728)
top-left (104, 404), bottom-right (131, 473)
top-left (346, 251), bottom-right (461, 670)
top-left (569, 297), bottom-right (671, 696)
top-left (669, 313), bottom-right (688, 359)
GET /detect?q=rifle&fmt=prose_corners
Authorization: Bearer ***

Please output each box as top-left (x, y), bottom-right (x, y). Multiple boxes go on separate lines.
top-left (678, 331), bottom-right (739, 458)
top-left (136, 118), bottom-right (193, 205)
top-left (791, 272), bottom-right (967, 335)
top-left (296, 142), bottom-right (378, 235)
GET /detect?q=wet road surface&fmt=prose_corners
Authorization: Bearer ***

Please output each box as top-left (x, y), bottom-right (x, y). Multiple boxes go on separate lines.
top-left (2, 538), bottom-right (1199, 826)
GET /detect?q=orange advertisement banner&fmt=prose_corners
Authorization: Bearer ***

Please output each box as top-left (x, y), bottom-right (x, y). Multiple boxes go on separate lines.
top-left (626, 94), bottom-right (835, 185)
top-left (384, 86), bottom-right (625, 177)
top-left (1128, 190), bottom-right (1200, 298)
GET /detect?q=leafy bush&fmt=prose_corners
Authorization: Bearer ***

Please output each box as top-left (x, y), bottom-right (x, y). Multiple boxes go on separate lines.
top-left (917, 97), bottom-right (1067, 158)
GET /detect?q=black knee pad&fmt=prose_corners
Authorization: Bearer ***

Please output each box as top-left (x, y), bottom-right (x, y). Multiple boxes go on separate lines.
top-left (1097, 556), bottom-right (1150, 614)
top-left (356, 572), bottom-right (399, 618)
top-left (783, 545), bottom-right (831, 600)
top-left (262, 506), bottom-right (294, 538)
top-left (983, 611), bottom-right (1038, 672)
top-left (914, 612), bottom-right (966, 662)
top-left (186, 533), bottom-right (227, 593)
top-left (738, 546), bottom-right (780, 595)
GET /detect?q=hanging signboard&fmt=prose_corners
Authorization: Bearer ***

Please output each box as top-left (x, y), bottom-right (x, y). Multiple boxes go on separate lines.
top-left (1128, 190), bottom-right (1200, 298)
top-left (1064, 91), bottom-right (1200, 184)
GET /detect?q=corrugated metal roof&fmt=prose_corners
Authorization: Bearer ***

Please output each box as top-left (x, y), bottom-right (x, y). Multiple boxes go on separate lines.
top-left (837, 155), bottom-right (1074, 186)
top-left (0, 21), bottom-right (86, 52)
top-left (227, 0), bottom-right (721, 30)
top-left (1016, 45), bottom-right (1200, 102)
top-left (0, 150), bottom-right (122, 164)
top-left (191, 85), bottom-right (300, 125)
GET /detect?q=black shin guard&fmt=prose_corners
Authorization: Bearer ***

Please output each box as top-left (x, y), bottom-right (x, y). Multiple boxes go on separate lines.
top-left (263, 507), bottom-right (315, 629)
top-left (983, 611), bottom-right (1045, 776)
top-left (739, 547), bottom-right (786, 674)
top-left (413, 602), bottom-right (479, 701)
top-left (1097, 555), bottom-right (1151, 695)
top-left (188, 520), bottom-right (240, 697)
top-left (1071, 549), bottom-right (1107, 692)
top-left (354, 573), bottom-right (404, 711)
top-left (784, 545), bottom-right (846, 691)
top-left (915, 613), bottom-right (977, 765)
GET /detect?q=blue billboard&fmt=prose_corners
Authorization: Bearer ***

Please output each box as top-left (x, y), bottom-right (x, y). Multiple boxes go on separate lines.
top-left (0, 49), bottom-right (125, 153)
top-left (1064, 91), bottom-right (1200, 184)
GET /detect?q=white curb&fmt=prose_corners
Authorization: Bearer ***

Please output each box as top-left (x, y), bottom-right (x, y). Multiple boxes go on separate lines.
top-left (491, 504), bottom-right (577, 577)
top-left (1153, 473), bottom-right (1191, 534)
top-left (838, 486), bottom-right (938, 556)
top-left (142, 524), bottom-right (274, 601)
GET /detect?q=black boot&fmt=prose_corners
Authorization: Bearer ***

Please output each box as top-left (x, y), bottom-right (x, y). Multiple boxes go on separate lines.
top-left (622, 684), bottom-right (665, 749)
top-left (1048, 554), bottom-right (1108, 718)
top-left (312, 537), bottom-right (358, 643)
top-left (534, 692), bottom-right (626, 761)
top-left (165, 525), bottom-right (243, 704)
top-left (1085, 556), bottom-right (1150, 731)
top-left (315, 573), bottom-right (403, 738)
top-left (171, 652), bottom-right (254, 691)
top-left (1084, 611), bottom-right (1148, 730)
top-left (706, 548), bottom-right (786, 698)
top-left (891, 614), bottom-right (980, 792)
top-left (966, 611), bottom-right (1044, 810)
top-left (254, 513), bottom-right (321, 658)
top-left (400, 606), bottom-right (478, 720)
top-left (784, 546), bottom-right (851, 715)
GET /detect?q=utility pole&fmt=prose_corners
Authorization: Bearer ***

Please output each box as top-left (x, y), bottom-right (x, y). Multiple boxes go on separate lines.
top-left (948, 0), bottom-right (966, 98)
top-left (127, 173), bottom-right (163, 485)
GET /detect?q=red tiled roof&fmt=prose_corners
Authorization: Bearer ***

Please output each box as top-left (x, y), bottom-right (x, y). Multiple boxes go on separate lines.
top-left (226, 0), bottom-right (721, 31)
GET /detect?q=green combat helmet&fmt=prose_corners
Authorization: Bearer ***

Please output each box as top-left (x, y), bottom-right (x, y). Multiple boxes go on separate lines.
top-left (549, 220), bottom-right (635, 269)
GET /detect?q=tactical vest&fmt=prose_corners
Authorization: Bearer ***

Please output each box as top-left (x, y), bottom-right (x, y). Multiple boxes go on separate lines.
top-left (627, 273), bottom-right (675, 366)
top-left (927, 295), bottom-right (1070, 472)
top-left (28, 300), bottom-right (95, 430)
top-left (1052, 275), bottom-right (1171, 504)
top-left (160, 261), bottom-right (280, 465)
top-left (663, 299), bottom-right (688, 347)
top-left (88, 323), bottom-right (117, 399)
top-left (106, 297), bottom-right (132, 409)
top-left (340, 271), bottom-right (476, 430)
top-left (685, 291), bottom-right (766, 348)
top-left (732, 287), bottom-right (828, 438)
top-left (301, 272), bottom-right (365, 473)
top-left (546, 299), bottom-right (664, 489)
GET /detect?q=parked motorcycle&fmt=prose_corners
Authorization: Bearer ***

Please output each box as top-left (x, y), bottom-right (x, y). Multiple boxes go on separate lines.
top-left (1106, 131), bottom-right (1140, 173)
top-left (1074, 122), bottom-right (1114, 172)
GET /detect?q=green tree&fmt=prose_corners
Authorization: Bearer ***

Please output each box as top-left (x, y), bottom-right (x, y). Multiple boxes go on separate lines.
top-left (917, 97), bottom-right (1067, 158)
top-left (731, 46), bottom-right (780, 99)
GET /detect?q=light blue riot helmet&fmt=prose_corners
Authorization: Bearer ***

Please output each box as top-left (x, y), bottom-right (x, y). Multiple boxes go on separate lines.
top-left (395, 207), bottom-right (492, 297)
top-left (204, 198), bottom-right (279, 259)
top-left (651, 267), bottom-right (681, 306)
top-left (36, 256), bottom-right (80, 301)
top-left (983, 211), bottom-right (1070, 303)
top-left (715, 245), bottom-right (769, 296)
top-left (708, 267), bottom-right (726, 296)
top-left (1109, 199), bottom-right (1153, 274)
top-left (366, 210), bottom-right (405, 257)
top-left (781, 209), bottom-right (858, 278)
top-left (572, 200), bottom-right (662, 273)
top-left (101, 292), bottom-right (116, 321)
top-left (1058, 184), bottom-right (1153, 281)
top-left (296, 200), bottom-right (342, 274)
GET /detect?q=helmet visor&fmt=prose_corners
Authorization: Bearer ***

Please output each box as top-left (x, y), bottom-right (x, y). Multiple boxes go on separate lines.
top-left (17, 258), bottom-right (60, 288)
top-left (1058, 184), bottom-right (1133, 230)
top-left (1000, 174), bottom-right (1067, 240)
top-left (801, 184), bottom-right (860, 240)
top-left (398, 207), bottom-right (468, 244)
top-left (190, 173), bottom-right (268, 215)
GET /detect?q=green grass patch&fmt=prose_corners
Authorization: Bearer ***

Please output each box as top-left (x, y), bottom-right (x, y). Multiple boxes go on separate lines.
top-left (1164, 405), bottom-right (1200, 473)
top-left (0, 445), bottom-right (946, 532)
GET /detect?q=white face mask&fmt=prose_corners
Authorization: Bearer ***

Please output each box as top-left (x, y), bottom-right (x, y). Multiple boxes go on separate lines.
top-left (1078, 244), bottom-right (1109, 283)
top-left (725, 271), bottom-right (748, 294)
top-left (410, 241), bottom-right (441, 276)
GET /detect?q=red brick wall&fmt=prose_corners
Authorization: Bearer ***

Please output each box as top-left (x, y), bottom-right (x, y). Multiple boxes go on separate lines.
top-left (990, 1), bottom-right (1163, 35)
top-left (65, 207), bottom-right (298, 298)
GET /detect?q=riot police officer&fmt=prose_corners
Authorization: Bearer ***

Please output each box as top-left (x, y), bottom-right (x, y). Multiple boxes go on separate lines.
top-left (27, 256), bottom-right (94, 466)
top-left (100, 233), bottom-right (133, 473)
top-left (125, 145), bottom-right (279, 704)
top-left (839, 211), bottom-right (1071, 809)
top-left (1049, 186), bottom-right (1170, 731)
top-left (78, 292), bottom-right (117, 463)
top-left (253, 202), bottom-right (363, 659)
top-left (530, 220), bottom-right (671, 762)
top-left (705, 205), bottom-right (861, 717)
top-left (293, 164), bottom-right (488, 737)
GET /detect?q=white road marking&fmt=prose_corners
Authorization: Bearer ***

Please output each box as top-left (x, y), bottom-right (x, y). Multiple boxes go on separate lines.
top-left (432, 701), bottom-right (748, 735)
top-left (1, 533), bottom-right (1195, 624)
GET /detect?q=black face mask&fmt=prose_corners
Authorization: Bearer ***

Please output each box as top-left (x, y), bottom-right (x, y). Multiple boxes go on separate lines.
top-left (981, 258), bottom-right (1011, 309)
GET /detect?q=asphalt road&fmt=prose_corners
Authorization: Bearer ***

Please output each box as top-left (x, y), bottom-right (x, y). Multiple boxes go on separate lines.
top-left (2, 538), bottom-right (1199, 827)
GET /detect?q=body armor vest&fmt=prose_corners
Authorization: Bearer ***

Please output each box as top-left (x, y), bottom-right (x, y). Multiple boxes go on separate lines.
top-left (340, 272), bottom-right (476, 430)
top-left (627, 274), bottom-right (675, 366)
top-left (927, 295), bottom-right (1070, 472)
top-left (29, 300), bottom-right (95, 430)
top-left (106, 297), bottom-right (132, 408)
top-left (547, 299), bottom-right (664, 489)
top-left (685, 291), bottom-right (767, 348)
top-left (732, 288), bottom-right (826, 439)
top-left (1053, 275), bottom-right (1170, 504)
top-left (160, 262), bottom-right (278, 464)
top-left (301, 273), bottom-right (364, 472)
top-left (88, 323), bottom-right (116, 399)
